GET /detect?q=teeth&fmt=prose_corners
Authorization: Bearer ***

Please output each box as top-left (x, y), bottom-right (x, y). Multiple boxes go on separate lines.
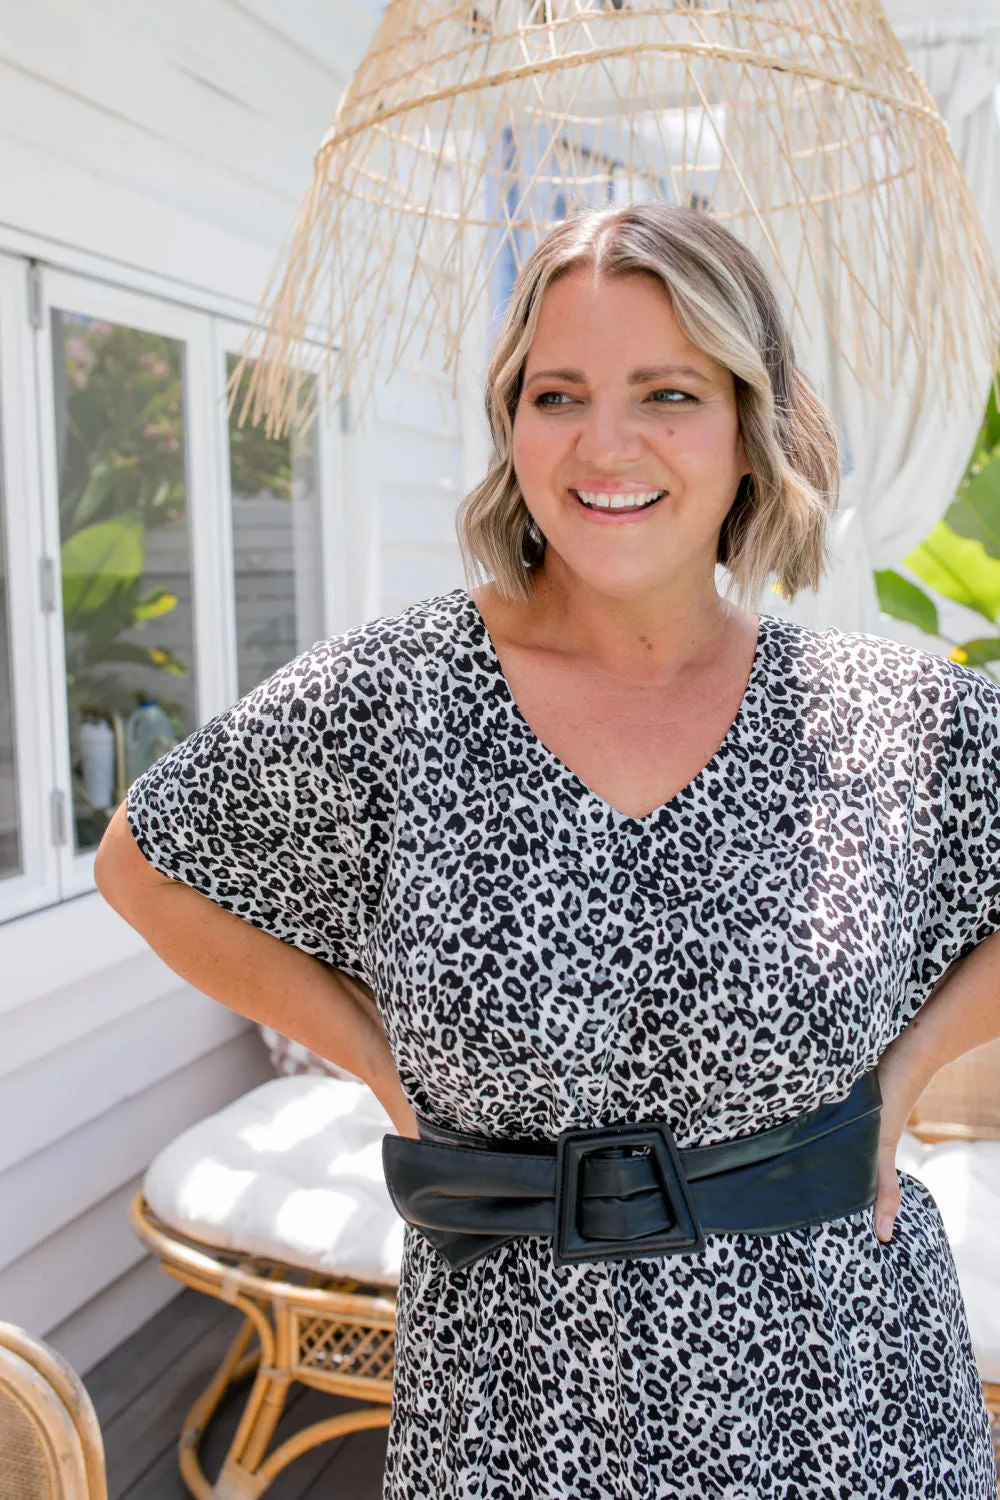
top-left (576, 489), bottom-right (663, 510)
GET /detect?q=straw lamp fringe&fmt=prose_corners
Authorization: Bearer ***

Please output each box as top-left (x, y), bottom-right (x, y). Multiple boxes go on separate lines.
top-left (232, 0), bottom-right (1000, 437)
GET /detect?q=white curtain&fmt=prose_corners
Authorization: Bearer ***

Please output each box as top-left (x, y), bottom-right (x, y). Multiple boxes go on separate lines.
top-left (763, 15), bottom-right (1000, 636)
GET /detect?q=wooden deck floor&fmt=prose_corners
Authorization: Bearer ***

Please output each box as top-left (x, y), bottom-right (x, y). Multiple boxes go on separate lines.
top-left (83, 1287), bottom-right (388, 1499)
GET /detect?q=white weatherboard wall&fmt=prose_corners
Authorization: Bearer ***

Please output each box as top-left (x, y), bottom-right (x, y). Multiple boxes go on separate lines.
top-left (0, 0), bottom-right (467, 1373)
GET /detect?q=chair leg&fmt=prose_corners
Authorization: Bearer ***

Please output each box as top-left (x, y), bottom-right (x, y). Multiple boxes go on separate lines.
top-left (178, 1314), bottom-right (260, 1500)
top-left (176, 1297), bottom-right (290, 1500)
top-left (206, 1296), bottom-right (292, 1500)
top-left (255, 1406), bottom-right (391, 1489)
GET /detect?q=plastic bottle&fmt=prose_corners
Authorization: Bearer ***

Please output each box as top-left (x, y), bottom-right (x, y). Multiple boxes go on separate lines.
top-left (79, 718), bottom-right (116, 810)
top-left (126, 698), bottom-right (179, 783)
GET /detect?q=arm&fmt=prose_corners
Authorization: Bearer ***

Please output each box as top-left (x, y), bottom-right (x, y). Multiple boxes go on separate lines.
top-left (873, 930), bottom-right (1000, 1241)
top-left (94, 802), bottom-right (419, 1139)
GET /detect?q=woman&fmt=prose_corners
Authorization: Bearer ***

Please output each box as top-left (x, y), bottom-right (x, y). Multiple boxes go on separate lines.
top-left (96, 203), bottom-right (1000, 1497)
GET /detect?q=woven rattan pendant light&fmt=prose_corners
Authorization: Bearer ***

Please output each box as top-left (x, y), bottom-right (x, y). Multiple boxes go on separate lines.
top-left (242, 0), bottom-right (1000, 431)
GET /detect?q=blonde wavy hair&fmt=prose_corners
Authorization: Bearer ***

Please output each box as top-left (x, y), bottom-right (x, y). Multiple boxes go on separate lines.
top-left (456, 203), bottom-right (839, 605)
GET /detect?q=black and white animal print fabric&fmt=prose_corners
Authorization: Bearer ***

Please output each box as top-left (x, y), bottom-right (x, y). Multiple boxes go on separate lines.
top-left (127, 587), bottom-right (1000, 1499)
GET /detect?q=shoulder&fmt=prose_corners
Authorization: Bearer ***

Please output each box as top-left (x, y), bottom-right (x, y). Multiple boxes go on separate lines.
top-left (238, 589), bottom-right (473, 719)
top-left (820, 621), bottom-right (1000, 730)
top-left (761, 609), bottom-right (993, 713)
top-left (318, 588), bottom-right (470, 678)
top-left (323, 588), bottom-right (472, 672)
top-left (756, 611), bottom-right (1000, 768)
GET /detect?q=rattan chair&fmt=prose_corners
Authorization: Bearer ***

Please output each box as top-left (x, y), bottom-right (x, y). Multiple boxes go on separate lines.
top-left (0, 1322), bottom-right (108, 1500)
top-left (128, 1072), bottom-right (400, 1500)
top-left (129, 1196), bottom-right (396, 1500)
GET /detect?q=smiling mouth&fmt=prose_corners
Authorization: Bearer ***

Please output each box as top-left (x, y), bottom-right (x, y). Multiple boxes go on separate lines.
top-left (572, 488), bottom-right (665, 513)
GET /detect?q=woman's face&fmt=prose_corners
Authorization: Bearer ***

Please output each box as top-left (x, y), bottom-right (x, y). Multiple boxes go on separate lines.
top-left (511, 267), bottom-right (749, 599)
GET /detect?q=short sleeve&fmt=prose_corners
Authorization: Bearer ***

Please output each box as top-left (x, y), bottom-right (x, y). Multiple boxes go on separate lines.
top-left (902, 665), bottom-right (1000, 1015)
top-left (126, 642), bottom-right (369, 981)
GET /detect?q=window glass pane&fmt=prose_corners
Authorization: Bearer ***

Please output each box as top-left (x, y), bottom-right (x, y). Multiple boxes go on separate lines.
top-left (0, 379), bottom-right (20, 881)
top-left (52, 311), bottom-right (198, 853)
top-left (227, 357), bottom-right (324, 698)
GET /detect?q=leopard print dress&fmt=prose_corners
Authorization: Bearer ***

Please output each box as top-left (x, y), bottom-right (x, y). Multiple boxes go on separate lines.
top-left (127, 586), bottom-right (1000, 1500)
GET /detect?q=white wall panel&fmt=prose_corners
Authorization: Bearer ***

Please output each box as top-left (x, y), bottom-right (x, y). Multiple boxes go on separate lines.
top-left (0, 1030), bottom-right (271, 1272)
top-left (0, 135), bottom-right (275, 308)
top-left (0, 60), bottom-right (297, 246)
top-left (0, 1177), bottom-right (148, 1336)
top-left (382, 488), bottom-right (467, 550)
top-left (374, 369), bottom-right (464, 442)
top-left (0, 7), bottom-right (309, 196)
top-left (0, 985), bottom-right (249, 1174)
top-left (227, 0), bottom-right (383, 77)
top-left (0, 892), bottom-right (146, 1012)
top-left (0, 951), bottom-right (174, 1079)
top-left (46, 1253), bottom-right (182, 1378)
top-left (88, 0), bottom-right (350, 132)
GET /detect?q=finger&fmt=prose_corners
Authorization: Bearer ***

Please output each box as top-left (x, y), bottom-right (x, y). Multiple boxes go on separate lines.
top-left (873, 1157), bottom-right (902, 1242)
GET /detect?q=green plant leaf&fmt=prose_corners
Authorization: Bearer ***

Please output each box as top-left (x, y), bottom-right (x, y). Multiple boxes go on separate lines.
top-left (981, 378), bottom-right (1000, 453)
top-left (145, 644), bottom-right (188, 675)
top-left (947, 449), bottom-right (1000, 558)
top-left (133, 588), bottom-right (178, 622)
top-left (61, 516), bottom-right (145, 622)
top-left (874, 570), bottom-right (939, 634)
top-left (72, 457), bottom-right (116, 528)
top-left (905, 522), bottom-right (1000, 625)
top-left (949, 637), bottom-right (1000, 666)
top-left (85, 642), bottom-right (158, 668)
top-left (98, 641), bottom-right (187, 673)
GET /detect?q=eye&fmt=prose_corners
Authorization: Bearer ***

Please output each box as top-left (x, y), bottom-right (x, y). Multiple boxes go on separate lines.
top-left (648, 388), bottom-right (696, 405)
top-left (532, 391), bottom-right (575, 408)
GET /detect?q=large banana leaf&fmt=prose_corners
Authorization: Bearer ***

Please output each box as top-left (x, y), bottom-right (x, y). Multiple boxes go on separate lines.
top-left (61, 515), bottom-right (145, 623)
top-left (946, 448), bottom-right (1000, 559)
top-left (951, 637), bottom-right (1000, 666)
top-left (873, 570), bottom-right (939, 634)
top-left (904, 522), bottom-right (1000, 626)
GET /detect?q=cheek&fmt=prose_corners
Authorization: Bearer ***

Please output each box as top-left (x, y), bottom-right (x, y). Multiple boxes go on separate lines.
top-left (663, 417), bottom-right (743, 487)
top-left (511, 412), bottom-right (560, 491)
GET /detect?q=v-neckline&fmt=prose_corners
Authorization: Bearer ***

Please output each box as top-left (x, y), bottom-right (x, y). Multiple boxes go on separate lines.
top-left (458, 587), bottom-right (772, 830)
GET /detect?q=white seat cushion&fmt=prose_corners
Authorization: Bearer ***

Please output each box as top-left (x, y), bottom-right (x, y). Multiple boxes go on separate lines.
top-left (144, 1076), bottom-right (404, 1286)
top-left (897, 1130), bottom-right (1000, 1381)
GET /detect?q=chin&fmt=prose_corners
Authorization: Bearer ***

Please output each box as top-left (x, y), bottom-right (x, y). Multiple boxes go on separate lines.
top-left (559, 555), bottom-right (670, 599)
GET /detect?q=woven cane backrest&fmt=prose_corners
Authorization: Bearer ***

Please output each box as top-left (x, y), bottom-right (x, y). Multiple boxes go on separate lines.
top-left (0, 1364), bottom-right (58, 1500)
top-left (0, 1326), bottom-right (107, 1500)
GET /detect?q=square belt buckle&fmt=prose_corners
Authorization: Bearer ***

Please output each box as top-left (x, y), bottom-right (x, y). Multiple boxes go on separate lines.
top-left (553, 1121), bottom-right (706, 1267)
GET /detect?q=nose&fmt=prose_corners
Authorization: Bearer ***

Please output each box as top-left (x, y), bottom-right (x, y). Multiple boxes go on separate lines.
top-left (574, 394), bottom-right (645, 469)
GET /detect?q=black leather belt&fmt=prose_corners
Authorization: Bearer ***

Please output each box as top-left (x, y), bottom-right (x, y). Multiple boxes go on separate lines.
top-left (382, 1070), bottom-right (882, 1270)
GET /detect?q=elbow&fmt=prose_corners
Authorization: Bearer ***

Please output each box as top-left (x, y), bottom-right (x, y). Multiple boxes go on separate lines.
top-left (92, 831), bottom-right (117, 906)
top-left (93, 811), bottom-right (129, 914)
top-left (94, 800), bottom-right (163, 921)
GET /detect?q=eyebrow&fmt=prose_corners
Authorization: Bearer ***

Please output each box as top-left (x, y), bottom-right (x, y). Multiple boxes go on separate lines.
top-left (523, 364), bottom-right (714, 386)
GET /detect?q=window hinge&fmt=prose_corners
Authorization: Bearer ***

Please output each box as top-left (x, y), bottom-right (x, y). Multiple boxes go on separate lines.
top-left (39, 555), bottom-right (57, 613)
top-left (26, 261), bottom-right (44, 331)
top-left (50, 789), bottom-right (68, 847)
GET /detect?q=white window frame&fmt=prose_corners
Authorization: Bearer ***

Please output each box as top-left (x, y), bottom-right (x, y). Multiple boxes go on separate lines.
top-left (0, 255), bottom-right (61, 920)
top-left (212, 318), bottom-right (348, 685)
top-left (0, 259), bottom-right (348, 922)
top-left (35, 272), bottom-right (237, 896)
